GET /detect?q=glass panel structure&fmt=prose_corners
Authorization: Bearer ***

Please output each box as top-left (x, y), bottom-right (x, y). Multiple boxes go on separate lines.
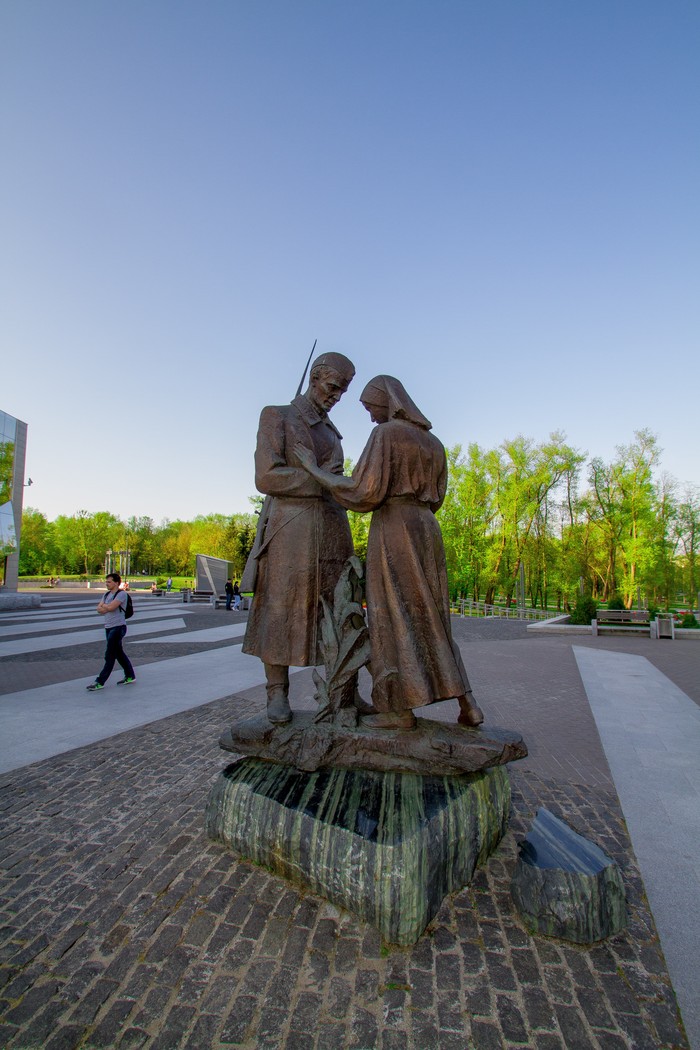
top-left (0, 410), bottom-right (18, 555)
top-left (195, 554), bottom-right (234, 596)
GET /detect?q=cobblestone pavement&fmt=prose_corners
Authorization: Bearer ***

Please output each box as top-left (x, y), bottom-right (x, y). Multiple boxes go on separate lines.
top-left (0, 602), bottom-right (695, 1049)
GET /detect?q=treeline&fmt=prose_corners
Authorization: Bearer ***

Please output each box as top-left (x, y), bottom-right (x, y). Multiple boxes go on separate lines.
top-left (19, 429), bottom-right (699, 610)
top-left (18, 511), bottom-right (259, 579)
top-left (437, 429), bottom-right (699, 610)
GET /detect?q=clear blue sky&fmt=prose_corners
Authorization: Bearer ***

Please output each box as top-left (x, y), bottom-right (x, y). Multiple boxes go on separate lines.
top-left (2, 0), bottom-right (698, 522)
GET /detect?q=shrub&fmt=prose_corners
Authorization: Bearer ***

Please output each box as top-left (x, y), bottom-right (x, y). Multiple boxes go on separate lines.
top-left (680, 614), bottom-right (699, 629)
top-left (570, 596), bottom-right (598, 625)
top-left (606, 593), bottom-right (626, 610)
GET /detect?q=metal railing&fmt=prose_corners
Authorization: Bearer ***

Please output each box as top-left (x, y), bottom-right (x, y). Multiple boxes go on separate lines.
top-left (450, 597), bottom-right (559, 621)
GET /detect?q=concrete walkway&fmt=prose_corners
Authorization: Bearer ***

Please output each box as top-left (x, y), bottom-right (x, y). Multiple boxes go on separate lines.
top-left (0, 608), bottom-right (192, 638)
top-left (574, 646), bottom-right (700, 1049)
top-left (131, 623), bottom-right (249, 645)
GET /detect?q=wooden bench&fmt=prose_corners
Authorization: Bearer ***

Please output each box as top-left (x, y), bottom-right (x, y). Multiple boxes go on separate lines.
top-left (592, 609), bottom-right (651, 636)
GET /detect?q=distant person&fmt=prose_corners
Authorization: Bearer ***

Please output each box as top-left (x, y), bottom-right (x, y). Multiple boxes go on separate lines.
top-left (225, 578), bottom-right (234, 610)
top-left (87, 572), bottom-right (136, 692)
top-left (233, 580), bottom-right (241, 610)
top-left (166, 577), bottom-right (173, 592)
top-left (150, 581), bottom-right (157, 593)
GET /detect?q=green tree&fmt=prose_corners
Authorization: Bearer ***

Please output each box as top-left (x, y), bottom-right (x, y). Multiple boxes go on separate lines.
top-left (223, 513), bottom-right (258, 576)
top-left (0, 439), bottom-right (15, 504)
top-left (587, 430), bottom-right (660, 605)
top-left (159, 520), bottom-right (194, 574)
top-left (439, 444), bottom-right (494, 600)
top-left (72, 510), bottom-right (124, 575)
top-left (18, 507), bottom-right (57, 574)
top-left (676, 486), bottom-right (700, 606)
top-left (340, 458), bottom-right (371, 563)
top-left (646, 473), bottom-right (679, 607)
top-left (483, 434), bottom-right (584, 605)
top-left (125, 516), bottom-right (157, 574)
top-left (52, 515), bottom-right (83, 575)
top-left (347, 510), bottom-right (370, 562)
top-left (190, 514), bottom-right (230, 564)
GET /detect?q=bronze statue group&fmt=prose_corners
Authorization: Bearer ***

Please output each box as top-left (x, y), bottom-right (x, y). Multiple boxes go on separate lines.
top-left (241, 352), bottom-right (484, 731)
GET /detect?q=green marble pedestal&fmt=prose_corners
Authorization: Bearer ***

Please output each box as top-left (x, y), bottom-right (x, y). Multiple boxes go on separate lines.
top-left (206, 758), bottom-right (511, 945)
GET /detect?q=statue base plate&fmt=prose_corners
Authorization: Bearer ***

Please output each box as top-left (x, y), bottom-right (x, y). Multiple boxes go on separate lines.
top-left (206, 757), bottom-right (511, 944)
top-left (220, 711), bottom-right (527, 776)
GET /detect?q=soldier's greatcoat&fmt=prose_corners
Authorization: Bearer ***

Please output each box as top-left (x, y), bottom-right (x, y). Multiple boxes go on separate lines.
top-left (242, 394), bottom-right (353, 667)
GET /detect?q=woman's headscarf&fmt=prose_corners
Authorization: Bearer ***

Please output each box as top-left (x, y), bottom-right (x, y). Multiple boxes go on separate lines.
top-left (360, 375), bottom-right (432, 430)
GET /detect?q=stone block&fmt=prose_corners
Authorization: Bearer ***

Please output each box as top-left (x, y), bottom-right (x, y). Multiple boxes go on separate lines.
top-left (511, 808), bottom-right (626, 943)
top-left (206, 758), bottom-right (511, 945)
top-left (0, 593), bottom-right (40, 610)
top-left (220, 712), bottom-right (527, 777)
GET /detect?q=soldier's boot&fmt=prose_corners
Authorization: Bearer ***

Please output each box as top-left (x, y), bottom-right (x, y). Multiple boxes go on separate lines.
top-left (457, 691), bottom-right (484, 727)
top-left (354, 692), bottom-right (377, 716)
top-left (265, 664), bottom-right (292, 724)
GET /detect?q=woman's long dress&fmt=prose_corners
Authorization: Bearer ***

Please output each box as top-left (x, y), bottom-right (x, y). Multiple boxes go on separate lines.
top-left (334, 418), bottom-right (470, 712)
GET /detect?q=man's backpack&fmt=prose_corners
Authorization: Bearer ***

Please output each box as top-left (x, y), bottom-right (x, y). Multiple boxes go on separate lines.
top-left (104, 590), bottom-right (134, 619)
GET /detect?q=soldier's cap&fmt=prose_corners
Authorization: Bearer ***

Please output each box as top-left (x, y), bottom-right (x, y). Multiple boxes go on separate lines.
top-left (310, 352), bottom-right (356, 382)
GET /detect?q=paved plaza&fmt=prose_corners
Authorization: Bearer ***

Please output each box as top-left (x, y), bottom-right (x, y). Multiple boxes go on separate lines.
top-left (1, 592), bottom-right (699, 1049)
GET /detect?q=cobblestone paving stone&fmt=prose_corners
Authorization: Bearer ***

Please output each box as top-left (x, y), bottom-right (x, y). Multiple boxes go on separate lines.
top-left (0, 685), bottom-right (689, 1049)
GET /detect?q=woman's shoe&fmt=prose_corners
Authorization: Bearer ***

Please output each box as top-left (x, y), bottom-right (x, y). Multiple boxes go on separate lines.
top-left (457, 692), bottom-right (484, 727)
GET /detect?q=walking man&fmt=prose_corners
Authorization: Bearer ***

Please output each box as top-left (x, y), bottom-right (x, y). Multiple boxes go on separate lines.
top-left (87, 572), bottom-right (136, 691)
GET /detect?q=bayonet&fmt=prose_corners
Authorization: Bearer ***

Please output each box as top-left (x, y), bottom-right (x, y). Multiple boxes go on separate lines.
top-left (295, 338), bottom-right (317, 397)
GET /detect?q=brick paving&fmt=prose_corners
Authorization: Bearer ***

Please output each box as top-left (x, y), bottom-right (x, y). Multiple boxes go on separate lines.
top-left (0, 605), bottom-right (696, 1048)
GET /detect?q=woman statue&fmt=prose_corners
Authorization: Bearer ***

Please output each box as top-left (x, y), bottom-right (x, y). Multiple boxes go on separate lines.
top-left (295, 375), bottom-right (484, 730)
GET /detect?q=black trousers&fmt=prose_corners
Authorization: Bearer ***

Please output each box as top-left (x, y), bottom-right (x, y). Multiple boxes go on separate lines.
top-left (97, 625), bottom-right (135, 685)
